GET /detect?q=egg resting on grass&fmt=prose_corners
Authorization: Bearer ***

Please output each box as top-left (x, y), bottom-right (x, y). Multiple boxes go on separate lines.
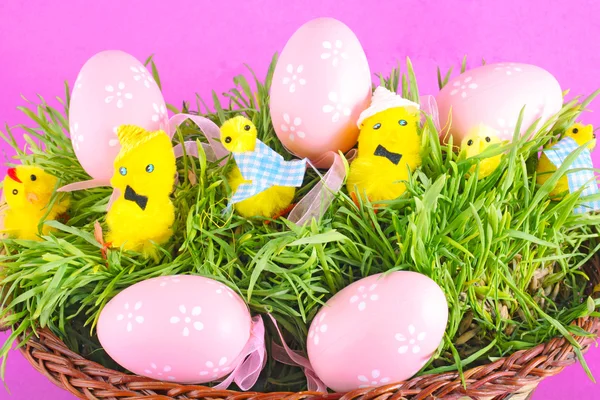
top-left (3, 165), bottom-right (70, 240)
top-left (461, 125), bottom-right (503, 180)
top-left (347, 87), bottom-right (422, 205)
top-left (536, 123), bottom-right (596, 199)
top-left (105, 125), bottom-right (176, 260)
top-left (220, 116), bottom-right (296, 219)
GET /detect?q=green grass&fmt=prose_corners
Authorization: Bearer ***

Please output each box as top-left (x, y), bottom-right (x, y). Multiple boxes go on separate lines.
top-left (0, 53), bottom-right (599, 392)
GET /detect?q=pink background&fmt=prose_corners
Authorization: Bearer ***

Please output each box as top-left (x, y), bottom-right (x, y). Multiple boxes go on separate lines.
top-left (1, 0), bottom-right (599, 398)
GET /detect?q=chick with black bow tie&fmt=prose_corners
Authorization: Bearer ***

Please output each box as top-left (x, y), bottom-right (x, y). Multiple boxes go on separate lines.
top-left (347, 86), bottom-right (423, 207)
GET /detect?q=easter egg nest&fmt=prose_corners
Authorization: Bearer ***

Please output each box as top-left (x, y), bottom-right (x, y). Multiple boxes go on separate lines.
top-left (1, 54), bottom-right (600, 400)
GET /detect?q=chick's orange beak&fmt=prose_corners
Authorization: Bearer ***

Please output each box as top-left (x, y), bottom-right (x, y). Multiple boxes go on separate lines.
top-left (26, 192), bottom-right (38, 204)
top-left (7, 168), bottom-right (21, 183)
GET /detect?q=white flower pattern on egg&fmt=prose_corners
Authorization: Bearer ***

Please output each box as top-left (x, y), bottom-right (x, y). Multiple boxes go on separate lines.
top-left (497, 117), bottom-right (516, 137)
top-left (108, 126), bottom-right (120, 147)
top-left (170, 305), bottom-right (204, 337)
top-left (449, 76), bottom-right (478, 99)
top-left (144, 363), bottom-right (176, 381)
top-left (395, 324), bottom-right (426, 354)
top-left (151, 102), bottom-right (168, 131)
top-left (282, 64), bottom-right (306, 93)
top-left (321, 40), bottom-right (348, 67)
top-left (116, 301), bottom-right (144, 333)
top-left (493, 63), bottom-right (523, 76)
top-left (199, 357), bottom-right (231, 378)
top-left (281, 113), bottom-right (306, 142)
top-left (308, 312), bottom-right (328, 346)
top-left (70, 122), bottom-right (82, 151)
top-left (215, 284), bottom-right (235, 298)
top-left (322, 92), bottom-right (351, 123)
top-left (357, 369), bottom-right (391, 388)
top-left (131, 65), bottom-right (155, 88)
top-left (159, 276), bottom-right (181, 287)
top-left (349, 284), bottom-right (379, 311)
top-left (105, 82), bottom-right (133, 109)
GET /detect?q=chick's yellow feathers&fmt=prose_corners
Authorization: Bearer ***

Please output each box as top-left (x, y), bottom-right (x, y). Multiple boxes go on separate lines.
top-left (3, 165), bottom-right (70, 241)
top-left (347, 98), bottom-right (422, 204)
top-left (461, 125), bottom-right (503, 180)
top-left (106, 125), bottom-right (176, 259)
top-left (220, 116), bottom-right (296, 218)
top-left (536, 123), bottom-right (596, 199)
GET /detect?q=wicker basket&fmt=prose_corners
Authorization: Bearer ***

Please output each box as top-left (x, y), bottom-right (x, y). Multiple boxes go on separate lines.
top-left (8, 253), bottom-right (598, 400)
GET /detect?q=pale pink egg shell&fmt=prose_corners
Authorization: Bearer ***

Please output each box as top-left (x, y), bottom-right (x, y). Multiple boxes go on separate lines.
top-left (69, 50), bottom-right (169, 182)
top-left (270, 17), bottom-right (372, 167)
top-left (307, 271), bottom-right (448, 393)
top-left (97, 275), bottom-right (251, 384)
top-left (436, 62), bottom-right (563, 143)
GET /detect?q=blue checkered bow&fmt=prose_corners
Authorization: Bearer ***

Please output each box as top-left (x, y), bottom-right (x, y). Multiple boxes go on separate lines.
top-left (227, 139), bottom-right (307, 208)
top-left (543, 137), bottom-right (600, 214)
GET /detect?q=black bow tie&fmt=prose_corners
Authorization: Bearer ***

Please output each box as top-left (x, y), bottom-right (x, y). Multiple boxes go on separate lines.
top-left (124, 185), bottom-right (149, 211)
top-left (374, 144), bottom-right (403, 165)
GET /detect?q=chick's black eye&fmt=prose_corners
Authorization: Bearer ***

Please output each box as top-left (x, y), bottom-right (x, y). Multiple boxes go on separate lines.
top-left (30, 174), bottom-right (37, 181)
top-left (485, 137), bottom-right (491, 143)
top-left (573, 128), bottom-right (579, 134)
top-left (225, 136), bottom-right (232, 143)
top-left (467, 139), bottom-right (474, 146)
top-left (244, 125), bottom-right (251, 131)
top-left (399, 119), bottom-right (407, 126)
top-left (146, 164), bottom-right (155, 173)
top-left (373, 123), bottom-right (381, 130)
top-left (12, 189), bottom-right (18, 195)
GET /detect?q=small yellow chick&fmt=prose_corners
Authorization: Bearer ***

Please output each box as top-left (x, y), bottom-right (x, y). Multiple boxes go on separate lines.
top-left (3, 165), bottom-right (70, 240)
top-left (536, 123), bottom-right (596, 199)
top-left (220, 116), bottom-right (296, 219)
top-left (461, 125), bottom-right (503, 179)
top-left (105, 125), bottom-right (176, 259)
top-left (347, 87), bottom-right (422, 205)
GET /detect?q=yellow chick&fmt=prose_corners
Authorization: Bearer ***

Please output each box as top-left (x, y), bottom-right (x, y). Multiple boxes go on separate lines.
top-left (461, 125), bottom-right (503, 179)
top-left (105, 125), bottom-right (176, 260)
top-left (347, 87), bottom-right (422, 205)
top-left (220, 116), bottom-right (296, 219)
top-left (3, 165), bottom-right (70, 240)
top-left (536, 123), bottom-right (596, 199)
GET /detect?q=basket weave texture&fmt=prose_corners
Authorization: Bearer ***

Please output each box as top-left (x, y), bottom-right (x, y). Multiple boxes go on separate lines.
top-left (10, 253), bottom-right (599, 400)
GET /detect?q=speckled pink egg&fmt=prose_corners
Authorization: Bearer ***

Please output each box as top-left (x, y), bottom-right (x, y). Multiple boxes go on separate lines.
top-left (436, 62), bottom-right (563, 143)
top-left (97, 275), bottom-right (251, 384)
top-left (307, 271), bottom-right (448, 392)
top-left (270, 17), bottom-right (372, 168)
top-left (69, 50), bottom-right (169, 182)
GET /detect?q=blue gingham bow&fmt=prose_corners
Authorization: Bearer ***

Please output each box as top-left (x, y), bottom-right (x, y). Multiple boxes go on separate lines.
top-left (543, 137), bottom-right (600, 214)
top-left (228, 139), bottom-right (307, 207)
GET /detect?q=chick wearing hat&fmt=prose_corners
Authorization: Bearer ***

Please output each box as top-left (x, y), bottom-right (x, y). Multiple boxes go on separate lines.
top-left (347, 86), bottom-right (422, 206)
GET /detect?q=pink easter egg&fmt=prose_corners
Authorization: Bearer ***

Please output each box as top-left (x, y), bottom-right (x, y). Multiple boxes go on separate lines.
top-left (270, 18), bottom-right (372, 168)
top-left (97, 275), bottom-right (251, 384)
top-left (307, 271), bottom-right (448, 392)
top-left (436, 62), bottom-right (563, 143)
top-left (69, 50), bottom-right (169, 182)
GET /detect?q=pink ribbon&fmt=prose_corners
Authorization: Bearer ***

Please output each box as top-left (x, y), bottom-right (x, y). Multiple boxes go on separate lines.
top-left (267, 314), bottom-right (327, 393)
top-left (58, 178), bottom-right (111, 192)
top-left (419, 94), bottom-right (441, 132)
top-left (287, 150), bottom-right (355, 226)
top-left (168, 114), bottom-right (228, 165)
top-left (213, 315), bottom-right (267, 391)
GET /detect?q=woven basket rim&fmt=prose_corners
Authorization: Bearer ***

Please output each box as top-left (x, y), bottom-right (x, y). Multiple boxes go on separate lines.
top-left (10, 253), bottom-right (600, 399)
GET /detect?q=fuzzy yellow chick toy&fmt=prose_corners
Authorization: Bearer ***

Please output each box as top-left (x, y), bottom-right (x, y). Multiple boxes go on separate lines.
top-left (220, 116), bottom-right (300, 219)
top-left (347, 86), bottom-right (422, 205)
top-left (536, 123), bottom-right (596, 199)
top-left (105, 125), bottom-right (176, 259)
top-left (461, 125), bottom-right (503, 179)
top-left (3, 165), bottom-right (70, 240)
